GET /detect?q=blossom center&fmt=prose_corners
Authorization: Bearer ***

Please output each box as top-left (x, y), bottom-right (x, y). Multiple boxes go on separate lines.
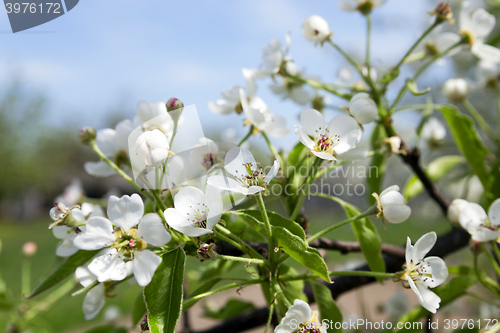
top-left (187, 203), bottom-right (209, 229)
top-left (313, 129), bottom-right (339, 155)
top-left (241, 162), bottom-right (266, 187)
top-left (403, 260), bottom-right (434, 284)
top-left (480, 217), bottom-right (499, 231)
top-left (113, 228), bottom-right (147, 258)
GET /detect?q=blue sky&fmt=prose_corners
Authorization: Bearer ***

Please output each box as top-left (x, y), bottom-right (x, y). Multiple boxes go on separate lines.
top-left (0, 0), bottom-right (438, 148)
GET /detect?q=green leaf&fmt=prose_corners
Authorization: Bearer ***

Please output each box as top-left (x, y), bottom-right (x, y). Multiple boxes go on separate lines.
top-left (287, 141), bottom-right (307, 166)
top-left (83, 326), bottom-right (128, 333)
top-left (312, 283), bottom-right (343, 333)
top-left (132, 290), bottom-right (147, 326)
top-left (439, 105), bottom-right (490, 190)
top-left (27, 250), bottom-right (99, 299)
top-left (330, 197), bottom-right (385, 279)
top-left (396, 266), bottom-right (476, 332)
top-left (406, 79), bottom-right (431, 96)
top-left (145, 248), bottom-right (186, 333)
top-left (184, 277), bottom-right (222, 311)
top-left (367, 123), bottom-right (386, 205)
top-left (403, 155), bottom-right (465, 201)
top-left (280, 265), bottom-right (307, 304)
top-left (237, 210), bottom-right (306, 241)
top-left (273, 226), bottom-right (331, 283)
top-left (204, 299), bottom-right (255, 320)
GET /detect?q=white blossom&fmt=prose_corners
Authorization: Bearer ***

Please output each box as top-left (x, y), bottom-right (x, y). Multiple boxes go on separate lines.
top-left (136, 101), bottom-right (175, 138)
top-left (447, 199), bottom-right (469, 225)
top-left (459, 6), bottom-right (500, 63)
top-left (255, 37), bottom-right (290, 78)
top-left (269, 61), bottom-right (311, 105)
top-left (75, 267), bottom-right (105, 320)
top-left (340, 0), bottom-right (386, 13)
top-left (458, 199), bottom-right (500, 242)
top-left (420, 117), bottom-right (446, 147)
top-left (275, 299), bottom-right (327, 333)
top-left (374, 185), bottom-right (411, 224)
top-left (84, 119), bottom-right (133, 177)
top-left (52, 203), bottom-right (104, 257)
top-left (239, 89), bottom-right (290, 138)
top-left (207, 147), bottom-right (280, 196)
top-left (54, 179), bottom-right (84, 207)
top-left (477, 60), bottom-right (500, 87)
top-left (348, 93), bottom-right (378, 124)
top-left (302, 15), bottom-right (332, 45)
top-left (134, 129), bottom-right (172, 167)
top-left (295, 108), bottom-right (361, 161)
top-left (164, 186), bottom-right (223, 237)
top-left (73, 194), bottom-right (171, 287)
top-left (443, 78), bottom-right (468, 102)
top-left (401, 232), bottom-right (449, 313)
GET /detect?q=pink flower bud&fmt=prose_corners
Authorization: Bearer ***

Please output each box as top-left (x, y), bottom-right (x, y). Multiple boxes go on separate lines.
top-left (22, 242), bottom-right (37, 257)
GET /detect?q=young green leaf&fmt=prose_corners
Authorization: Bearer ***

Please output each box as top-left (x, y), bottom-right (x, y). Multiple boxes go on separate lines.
top-left (312, 283), bottom-right (343, 333)
top-left (204, 299), bottom-right (255, 320)
top-left (406, 78), bottom-right (431, 96)
top-left (439, 105), bottom-right (490, 190)
top-left (144, 247), bottom-right (186, 333)
top-left (273, 226), bottom-right (331, 283)
top-left (27, 250), bottom-right (99, 299)
top-left (237, 210), bottom-right (306, 241)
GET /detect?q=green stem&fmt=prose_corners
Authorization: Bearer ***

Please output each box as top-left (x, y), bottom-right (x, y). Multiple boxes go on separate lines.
top-left (283, 72), bottom-right (351, 100)
top-left (21, 258), bottom-right (31, 297)
top-left (463, 100), bottom-right (500, 146)
top-left (328, 39), bottom-right (364, 79)
top-left (365, 14), bottom-right (372, 77)
top-left (393, 103), bottom-right (443, 113)
top-left (474, 254), bottom-right (500, 298)
top-left (390, 41), bottom-right (462, 111)
top-left (262, 132), bottom-right (286, 176)
top-left (239, 126), bottom-right (254, 146)
top-left (215, 224), bottom-right (265, 260)
top-left (290, 158), bottom-right (322, 221)
top-left (264, 302), bottom-right (275, 333)
top-left (217, 254), bottom-right (265, 265)
top-left (485, 244), bottom-right (500, 278)
top-left (256, 193), bottom-right (275, 269)
top-left (274, 281), bottom-right (292, 308)
top-left (151, 189), bottom-right (167, 211)
top-left (280, 270), bottom-right (395, 281)
top-left (492, 241), bottom-right (500, 265)
top-left (182, 278), bottom-right (266, 309)
top-left (307, 204), bottom-right (378, 243)
top-left (89, 140), bottom-right (154, 202)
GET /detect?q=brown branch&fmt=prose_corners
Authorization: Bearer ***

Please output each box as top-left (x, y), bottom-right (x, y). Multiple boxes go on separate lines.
top-left (193, 227), bottom-right (470, 333)
top-left (309, 238), bottom-right (406, 258)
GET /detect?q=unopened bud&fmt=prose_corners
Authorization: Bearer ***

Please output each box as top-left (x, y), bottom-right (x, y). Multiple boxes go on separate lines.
top-left (197, 243), bottom-right (217, 260)
top-left (166, 97), bottom-right (184, 112)
top-left (429, 2), bottom-right (454, 25)
top-left (22, 242), bottom-right (37, 257)
top-left (443, 78), bottom-right (468, 102)
top-left (78, 127), bottom-right (96, 145)
top-left (447, 199), bottom-right (469, 226)
top-left (311, 95), bottom-right (326, 112)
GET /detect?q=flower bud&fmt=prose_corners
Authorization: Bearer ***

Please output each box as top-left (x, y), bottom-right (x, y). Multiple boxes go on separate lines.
top-left (373, 185), bottom-right (411, 224)
top-left (421, 117), bottom-right (446, 148)
top-left (311, 95), bottom-right (326, 112)
top-left (197, 243), bottom-right (217, 260)
top-left (22, 242), bottom-right (37, 257)
top-left (302, 15), bottom-right (332, 44)
top-left (135, 129), bottom-right (172, 167)
top-left (166, 97), bottom-right (184, 112)
top-left (429, 2), bottom-right (454, 24)
top-left (78, 127), bottom-right (96, 145)
top-left (443, 78), bottom-right (468, 102)
top-left (349, 93), bottom-right (378, 124)
top-left (447, 198), bottom-right (469, 226)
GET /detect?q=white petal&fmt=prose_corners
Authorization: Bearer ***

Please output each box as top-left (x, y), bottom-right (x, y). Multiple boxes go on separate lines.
top-left (133, 250), bottom-right (162, 287)
top-left (224, 147), bottom-right (257, 177)
top-left (84, 161), bottom-right (115, 177)
top-left (164, 208), bottom-right (213, 237)
top-left (207, 175), bottom-right (242, 192)
top-left (73, 217), bottom-right (115, 251)
top-left (434, 33), bottom-right (461, 56)
top-left (458, 202), bottom-right (487, 231)
top-left (53, 226), bottom-right (72, 240)
top-left (240, 89), bottom-right (266, 127)
top-left (75, 266), bottom-right (97, 287)
top-left (294, 125), bottom-right (315, 149)
top-left (333, 129), bottom-right (361, 155)
top-left (311, 150), bottom-right (336, 161)
top-left (275, 299), bottom-right (312, 333)
top-left (83, 283), bottom-right (105, 320)
top-left (300, 109), bottom-right (325, 137)
top-left (383, 204), bottom-right (411, 224)
top-left (56, 237), bottom-right (79, 257)
top-left (407, 278), bottom-right (424, 305)
top-left (96, 129), bottom-right (120, 157)
top-left (115, 119), bottom-right (134, 151)
top-left (380, 191), bottom-right (405, 207)
top-left (88, 249), bottom-right (128, 282)
top-left (289, 87), bottom-right (310, 105)
top-left (471, 8), bottom-right (495, 40)
top-left (472, 43), bottom-right (500, 63)
top-left (107, 194), bottom-right (144, 230)
top-left (419, 257), bottom-right (448, 288)
top-left (137, 213), bottom-right (171, 247)
top-left (208, 100), bottom-right (235, 115)
top-left (405, 237), bottom-right (414, 268)
top-left (326, 114), bottom-right (360, 137)
top-left (413, 232), bottom-right (437, 261)
top-left (265, 158), bottom-right (280, 184)
top-left (242, 68), bottom-right (257, 98)
top-left (416, 284), bottom-right (441, 314)
top-left (173, 186), bottom-right (206, 217)
top-left (380, 185), bottom-right (399, 196)
top-left (488, 198), bottom-right (500, 226)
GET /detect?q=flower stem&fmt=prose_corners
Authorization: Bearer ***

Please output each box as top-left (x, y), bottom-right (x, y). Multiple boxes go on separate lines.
top-left (474, 253), bottom-right (500, 298)
top-left (182, 278), bottom-right (266, 309)
top-left (21, 257), bottom-right (31, 297)
top-left (89, 140), bottom-right (154, 202)
top-left (484, 244), bottom-right (500, 279)
top-left (307, 204), bottom-right (378, 243)
top-left (463, 99), bottom-right (500, 147)
top-left (365, 14), bottom-right (372, 78)
top-left (283, 72), bottom-right (351, 100)
top-left (262, 132), bottom-right (286, 174)
top-left (239, 126), bottom-right (254, 146)
top-left (279, 270), bottom-right (395, 281)
top-left (390, 41), bottom-right (462, 111)
top-left (274, 281), bottom-right (292, 308)
top-left (263, 302), bottom-right (275, 333)
top-left (217, 254), bottom-right (265, 265)
top-left (256, 193), bottom-right (275, 269)
top-left (215, 224), bottom-right (265, 260)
